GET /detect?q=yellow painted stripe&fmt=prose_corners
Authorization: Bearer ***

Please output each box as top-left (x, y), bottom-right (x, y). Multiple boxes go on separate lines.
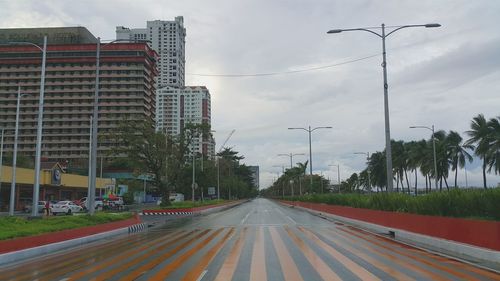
top-left (148, 228), bottom-right (227, 280)
top-left (269, 227), bottom-right (304, 281)
top-left (181, 228), bottom-right (236, 281)
top-left (307, 227), bottom-right (416, 281)
top-left (250, 227), bottom-right (267, 281)
top-left (284, 226), bottom-right (343, 281)
top-left (118, 229), bottom-right (213, 281)
top-left (3, 231), bottom-right (153, 281)
top-left (69, 231), bottom-right (194, 280)
top-left (214, 227), bottom-right (249, 281)
top-left (298, 226), bottom-right (382, 281)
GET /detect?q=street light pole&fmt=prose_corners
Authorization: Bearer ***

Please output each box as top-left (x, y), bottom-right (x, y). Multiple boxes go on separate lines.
top-left (410, 125), bottom-right (438, 191)
top-left (328, 164), bottom-right (341, 193)
top-left (288, 126), bottom-right (332, 193)
top-left (328, 23), bottom-right (440, 192)
top-left (0, 128), bottom-right (4, 198)
top-left (278, 153), bottom-right (305, 169)
top-left (354, 152), bottom-right (371, 190)
top-left (9, 86), bottom-right (29, 215)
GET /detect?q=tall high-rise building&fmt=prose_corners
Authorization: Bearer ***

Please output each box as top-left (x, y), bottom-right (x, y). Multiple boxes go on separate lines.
top-left (116, 16), bottom-right (186, 89)
top-left (117, 17), bottom-right (215, 157)
top-left (0, 27), bottom-right (157, 167)
top-left (157, 86), bottom-right (214, 157)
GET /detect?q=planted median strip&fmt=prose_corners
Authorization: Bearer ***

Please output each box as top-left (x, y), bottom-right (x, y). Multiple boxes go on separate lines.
top-left (284, 188), bottom-right (500, 221)
top-left (0, 212), bottom-right (133, 241)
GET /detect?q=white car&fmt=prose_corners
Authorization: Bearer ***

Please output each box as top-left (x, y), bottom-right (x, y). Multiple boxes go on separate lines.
top-left (51, 201), bottom-right (83, 215)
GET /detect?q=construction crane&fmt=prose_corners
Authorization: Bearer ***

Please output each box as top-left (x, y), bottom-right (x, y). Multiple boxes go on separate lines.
top-left (217, 129), bottom-right (235, 154)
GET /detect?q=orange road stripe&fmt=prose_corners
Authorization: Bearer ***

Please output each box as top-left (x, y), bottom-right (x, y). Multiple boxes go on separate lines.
top-left (339, 227), bottom-right (481, 281)
top-left (148, 228), bottom-right (227, 280)
top-left (284, 226), bottom-right (343, 281)
top-left (66, 229), bottom-right (192, 281)
top-left (181, 228), bottom-right (236, 281)
top-left (250, 227), bottom-right (267, 281)
top-left (269, 227), bottom-right (304, 281)
top-left (16, 232), bottom-right (169, 281)
top-left (1, 231), bottom-right (151, 280)
top-left (329, 227), bottom-right (449, 281)
top-left (214, 227), bottom-right (249, 281)
top-left (446, 260), bottom-right (500, 280)
top-left (298, 226), bottom-right (382, 281)
top-left (93, 229), bottom-right (209, 281)
top-left (308, 227), bottom-right (416, 281)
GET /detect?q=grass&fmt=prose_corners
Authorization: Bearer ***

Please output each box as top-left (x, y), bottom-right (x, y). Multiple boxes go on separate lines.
top-left (0, 212), bottom-right (133, 241)
top-left (157, 199), bottom-right (227, 209)
top-left (285, 188), bottom-right (500, 221)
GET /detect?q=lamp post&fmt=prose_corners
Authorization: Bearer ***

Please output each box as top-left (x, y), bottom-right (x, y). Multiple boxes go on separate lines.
top-left (328, 164), bottom-right (341, 193)
top-left (89, 38), bottom-right (150, 214)
top-left (9, 86), bottom-right (30, 215)
top-left (273, 165), bottom-right (285, 197)
top-left (277, 153), bottom-right (306, 169)
top-left (328, 23), bottom-right (441, 192)
top-left (410, 125), bottom-right (438, 191)
top-left (288, 126), bottom-right (332, 193)
top-left (354, 152), bottom-right (371, 191)
top-left (0, 128), bottom-right (4, 199)
top-left (6, 36), bottom-right (48, 217)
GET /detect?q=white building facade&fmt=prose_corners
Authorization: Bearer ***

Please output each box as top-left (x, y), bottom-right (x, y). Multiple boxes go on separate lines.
top-left (157, 86), bottom-right (215, 157)
top-left (116, 16), bottom-right (186, 89)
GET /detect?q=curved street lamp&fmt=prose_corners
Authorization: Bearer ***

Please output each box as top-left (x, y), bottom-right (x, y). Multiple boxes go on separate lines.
top-left (327, 23), bottom-right (441, 192)
top-left (410, 125), bottom-right (438, 191)
top-left (354, 152), bottom-right (371, 191)
top-left (288, 126), bottom-right (332, 192)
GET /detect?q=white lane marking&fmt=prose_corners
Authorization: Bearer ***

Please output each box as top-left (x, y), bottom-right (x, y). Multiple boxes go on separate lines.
top-left (197, 270), bottom-right (208, 281)
top-left (274, 207), bottom-right (297, 224)
top-left (240, 211), bottom-right (251, 225)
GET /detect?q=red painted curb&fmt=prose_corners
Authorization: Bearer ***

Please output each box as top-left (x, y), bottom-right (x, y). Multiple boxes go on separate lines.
top-left (280, 200), bottom-right (500, 251)
top-left (0, 214), bottom-right (141, 254)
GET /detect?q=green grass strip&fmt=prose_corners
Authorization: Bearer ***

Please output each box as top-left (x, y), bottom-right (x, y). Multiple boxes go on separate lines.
top-left (0, 212), bottom-right (133, 241)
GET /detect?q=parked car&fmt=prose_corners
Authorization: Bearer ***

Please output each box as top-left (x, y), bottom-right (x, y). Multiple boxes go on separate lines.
top-left (23, 201), bottom-right (46, 213)
top-left (79, 197), bottom-right (104, 210)
top-left (51, 201), bottom-right (83, 215)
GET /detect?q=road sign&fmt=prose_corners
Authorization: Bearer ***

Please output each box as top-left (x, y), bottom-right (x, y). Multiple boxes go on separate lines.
top-left (208, 187), bottom-right (216, 195)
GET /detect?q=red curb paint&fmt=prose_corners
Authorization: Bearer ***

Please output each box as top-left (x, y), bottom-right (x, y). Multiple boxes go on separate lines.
top-left (0, 215), bottom-right (141, 254)
top-left (142, 200), bottom-right (242, 214)
top-left (280, 200), bottom-right (500, 251)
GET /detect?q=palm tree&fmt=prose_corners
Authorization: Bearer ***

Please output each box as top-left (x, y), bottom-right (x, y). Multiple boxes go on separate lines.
top-left (446, 131), bottom-right (473, 188)
top-left (486, 116), bottom-right (500, 175)
top-left (466, 114), bottom-right (492, 189)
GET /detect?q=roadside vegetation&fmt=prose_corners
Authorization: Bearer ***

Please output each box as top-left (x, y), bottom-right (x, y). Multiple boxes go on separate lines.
top-left (285, 188), bottom-right (500, 221)
top-left (0, 212), bottom-right (133, 240)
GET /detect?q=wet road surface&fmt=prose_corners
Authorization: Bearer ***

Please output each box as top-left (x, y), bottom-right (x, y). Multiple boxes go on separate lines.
top-left (0, 198), bottom-right (499, 280)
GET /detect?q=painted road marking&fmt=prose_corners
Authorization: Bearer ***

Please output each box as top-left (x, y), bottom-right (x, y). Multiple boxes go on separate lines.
top-left (214, 227), bottom-right (249, 281)
top-left (196, 270), bottom-right (208, 281)
top-left (284, 226), bottom-right (343, 281)
top-left (298, 226), bottom-right (382, 281)
top-left (339, 227), bottom-right (484, 281)
top-left (181, 228), bottom-right (235, 281)
top-left (149, 228), bottom-right (227, 280)
top-left (269, 227), bottom-right (304, 281)
top-left (240, 211), bottom-right (251, 225)
top-left (250, 227), bottom-right (267, 281)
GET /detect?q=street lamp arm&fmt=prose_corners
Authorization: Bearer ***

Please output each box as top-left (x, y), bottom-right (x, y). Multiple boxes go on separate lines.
top-left (288, 127), bottom-right (309, 132)
top-left (328, 28), bottom-right (383, 38)
top-left (6, 41), bottom-right (44, 52)
top-left (311, 126), bottom-right (333, 132)
top-left (409, 125), bottom-right (432, 131)
top-left (386, 24), bottom-right (441, 37)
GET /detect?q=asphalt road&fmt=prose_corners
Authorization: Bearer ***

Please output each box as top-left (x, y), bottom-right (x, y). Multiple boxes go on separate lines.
top-left (0, 198), bottom-right (498, 281)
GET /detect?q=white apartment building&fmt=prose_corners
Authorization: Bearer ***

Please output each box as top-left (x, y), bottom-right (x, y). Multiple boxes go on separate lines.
top-left (157, 86), bottom-right (215, 157)
top-left (116, 16), bottom-right (186, 89)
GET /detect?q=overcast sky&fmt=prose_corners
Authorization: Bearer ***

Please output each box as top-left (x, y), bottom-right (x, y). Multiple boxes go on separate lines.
top-left (1, 0), bottom-right (499, 189)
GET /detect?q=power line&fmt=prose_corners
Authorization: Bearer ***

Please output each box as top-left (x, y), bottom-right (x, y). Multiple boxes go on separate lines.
top-left (186, 53), bottom-right (381, 77)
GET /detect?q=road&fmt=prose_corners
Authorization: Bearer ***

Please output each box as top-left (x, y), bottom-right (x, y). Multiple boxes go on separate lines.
top-left (0, 198), bottom-right (498, 281)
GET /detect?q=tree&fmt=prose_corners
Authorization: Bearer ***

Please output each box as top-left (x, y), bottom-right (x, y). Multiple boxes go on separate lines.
top-left (446, 131), bottom-right (473, 188)
top-left (466, 114), bottom-right (493, 188)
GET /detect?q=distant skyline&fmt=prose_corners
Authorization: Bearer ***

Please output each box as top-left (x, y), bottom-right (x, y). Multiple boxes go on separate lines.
top-left (1, 0), bottom-right (499, 188)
